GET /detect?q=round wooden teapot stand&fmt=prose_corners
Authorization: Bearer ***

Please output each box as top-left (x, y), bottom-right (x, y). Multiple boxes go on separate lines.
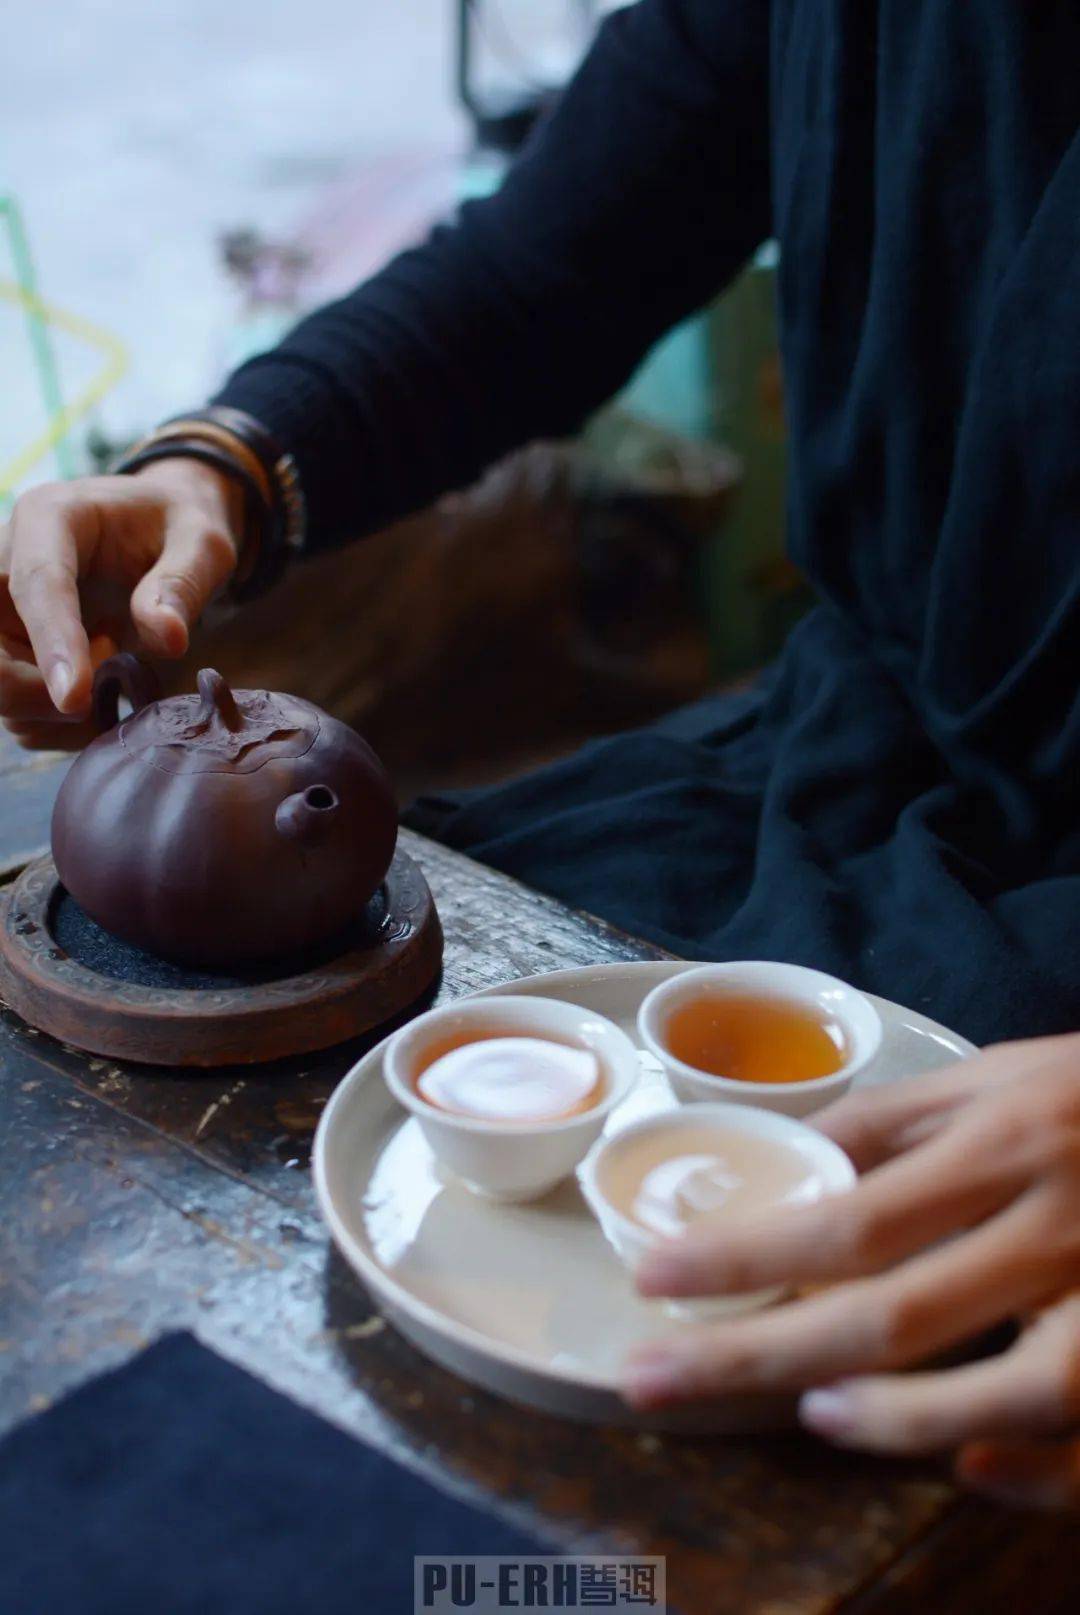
top-left (0, 849), bottom-right (443, 1067)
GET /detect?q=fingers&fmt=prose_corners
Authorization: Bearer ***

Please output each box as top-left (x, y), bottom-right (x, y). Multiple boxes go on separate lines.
top-left (6, 491), bottom-right (95, 713)
top-left (957, 1438), bottom-right (1080, 1510)
top-left (812, 1038), bottom-right (1070, 1173)
top-left (624, 1194), bottom-right (1055, 1408)
top-left (0, 653), bottom-right (59, 723)
top-left (636, 1113), bottom-right (1017, 1300)
top-left (798, 1347), bottom-right (1073, 1456)
top-left (812, 1059), bottom-right (990, 1170)
top-left (1, 628), bottom-right (119, 747)
top-left (799, 1290), bottom-right (1080, 1467)
top-left (129, 513), bottom-right (237, 657)
top-left (3, 470), bottom-right (238, 710)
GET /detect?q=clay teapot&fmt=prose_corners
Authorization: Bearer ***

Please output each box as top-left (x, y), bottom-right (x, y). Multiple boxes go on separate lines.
top-left (51, 655), bottom-right (398, 968)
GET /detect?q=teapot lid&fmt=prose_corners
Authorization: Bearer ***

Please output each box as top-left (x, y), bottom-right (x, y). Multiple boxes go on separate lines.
top-left (119, 667), bottom-right (318, 776)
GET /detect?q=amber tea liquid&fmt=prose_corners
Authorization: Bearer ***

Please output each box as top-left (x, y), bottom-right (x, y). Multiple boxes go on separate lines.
top-left (664, 993), bottom-right (847, 1085)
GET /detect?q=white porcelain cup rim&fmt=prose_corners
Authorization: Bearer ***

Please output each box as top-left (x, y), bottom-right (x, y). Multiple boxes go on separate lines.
top-left (383, 993), bottom-right (639, 1136)
top-left (579, 1099), bottom-right (858, 1251)
top-left (637, 960), bottom-right (883, 1099)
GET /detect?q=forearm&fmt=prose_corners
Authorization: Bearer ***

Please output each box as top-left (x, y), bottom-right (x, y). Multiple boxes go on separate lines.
top-left (216, 0), bottom-right (771, 548)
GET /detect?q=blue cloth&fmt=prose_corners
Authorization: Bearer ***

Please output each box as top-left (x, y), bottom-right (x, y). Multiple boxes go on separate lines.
top-left (0, 1334), bottom-right (546, 1615)
top-left (220, 2), bottom-right (1080, 1047)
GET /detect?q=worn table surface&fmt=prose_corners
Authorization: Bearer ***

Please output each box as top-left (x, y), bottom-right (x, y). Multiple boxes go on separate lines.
top-left (0, 745), bottom-right (1076, 1614)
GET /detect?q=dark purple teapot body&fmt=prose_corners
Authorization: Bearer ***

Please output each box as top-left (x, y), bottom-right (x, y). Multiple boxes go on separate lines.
top-left (51, 656), bottom-right (398, 967)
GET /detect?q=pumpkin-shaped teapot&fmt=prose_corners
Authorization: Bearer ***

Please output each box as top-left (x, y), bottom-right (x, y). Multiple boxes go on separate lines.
top-left (51, 655), bottom-right (398, 968)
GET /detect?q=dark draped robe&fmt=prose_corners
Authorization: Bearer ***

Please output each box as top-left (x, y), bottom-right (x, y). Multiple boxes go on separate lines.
top-left (219, 1), bottom-right (1080, 1044)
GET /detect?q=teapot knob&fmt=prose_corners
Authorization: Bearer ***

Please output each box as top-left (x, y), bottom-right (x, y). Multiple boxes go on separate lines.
top-left (275, 785), bottom-right (340, 843)
top-left (92, 653), bottom-right (162, 734)
top-left (196, 668), bottom-right (243, 732)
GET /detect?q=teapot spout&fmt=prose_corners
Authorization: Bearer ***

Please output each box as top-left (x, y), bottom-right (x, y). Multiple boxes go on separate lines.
top-left (275, 785), bottom-right (340, 842)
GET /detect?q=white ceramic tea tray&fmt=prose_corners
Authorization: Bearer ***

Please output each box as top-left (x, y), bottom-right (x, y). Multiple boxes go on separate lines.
top-left (313, 962), bottom-right (977, 1426)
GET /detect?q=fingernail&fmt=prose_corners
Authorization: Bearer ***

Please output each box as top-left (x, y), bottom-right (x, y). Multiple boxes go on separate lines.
top-left (799, 1386), bottom-right (857, 1441)
top-left (622, 1350), bottom-right (683, 1407)
top-left (48, 659), bottom-right (73, 707)
top-left (154, 589), bottom-right (185, 623)
top-left (152, 592), bottom-right (189, 652)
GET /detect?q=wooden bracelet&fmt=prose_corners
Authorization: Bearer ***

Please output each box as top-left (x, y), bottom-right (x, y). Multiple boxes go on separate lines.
top-left (163, 405), bottom-right (306, 560)
top-left (139, 419), bottom-right (274, 510)
top-left (158, 406), bottom-right (307, 595)
top-left (112, 439), bottom-right (270, 594)
top-left (114, 413), bottom-right (302, 600)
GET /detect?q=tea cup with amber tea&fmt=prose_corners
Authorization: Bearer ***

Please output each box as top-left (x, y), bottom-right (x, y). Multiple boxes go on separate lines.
top-left (579, 1102), bottom-right (856, 1316)
top-left (638, 961), bottom-right (883, 1117)
top-left (382, 995), bottom-right (640, 1201)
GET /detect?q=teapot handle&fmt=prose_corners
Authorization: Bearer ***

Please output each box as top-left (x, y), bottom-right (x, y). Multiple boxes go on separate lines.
top-left (92, 653), bottom-right (162, 734)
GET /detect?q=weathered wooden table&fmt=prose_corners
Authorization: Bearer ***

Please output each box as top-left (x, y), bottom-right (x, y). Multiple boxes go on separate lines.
top-left (0, 739), bottom-right (1075, 1613)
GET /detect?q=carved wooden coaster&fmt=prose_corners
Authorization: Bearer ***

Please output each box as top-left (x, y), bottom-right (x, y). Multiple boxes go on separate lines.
top-left (0, 849), bottom-right (443, 1067)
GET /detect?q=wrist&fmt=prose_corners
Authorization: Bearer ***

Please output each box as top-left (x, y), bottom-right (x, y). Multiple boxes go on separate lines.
top-left (130, 457), bottom-right (245, 565)
top-left (116, 408), bottom-right (305, 601)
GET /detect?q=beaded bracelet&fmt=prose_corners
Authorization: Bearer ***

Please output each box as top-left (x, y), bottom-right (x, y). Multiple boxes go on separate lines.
top-left (163, 406), bottom-right (306, 566)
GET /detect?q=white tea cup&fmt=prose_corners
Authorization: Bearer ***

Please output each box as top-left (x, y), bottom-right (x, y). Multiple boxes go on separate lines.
top-left (383, 994), bottom-right (640, 1202)
top-left (579, 1101), bottom-right (857, 1317)
top-left (638, 961), bottom-right (883, 1118)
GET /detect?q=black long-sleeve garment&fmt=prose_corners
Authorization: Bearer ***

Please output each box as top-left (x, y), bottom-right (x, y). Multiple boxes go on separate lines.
top-left (219, 0), bottom-right (1080, 1045)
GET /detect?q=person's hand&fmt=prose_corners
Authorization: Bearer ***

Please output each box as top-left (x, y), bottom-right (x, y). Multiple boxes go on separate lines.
top-left (622, 1033), bottom-right (1080, 1509)
top-left (0, 458), bottom-right (242, 750)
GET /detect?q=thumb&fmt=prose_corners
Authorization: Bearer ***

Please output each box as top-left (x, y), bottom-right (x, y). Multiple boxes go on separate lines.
top-left (130, 516), bottom-right (238, 657)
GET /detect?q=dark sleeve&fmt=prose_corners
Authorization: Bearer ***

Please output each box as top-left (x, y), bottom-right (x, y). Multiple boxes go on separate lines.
top-left (215, 0), bottom-right (772, 548)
